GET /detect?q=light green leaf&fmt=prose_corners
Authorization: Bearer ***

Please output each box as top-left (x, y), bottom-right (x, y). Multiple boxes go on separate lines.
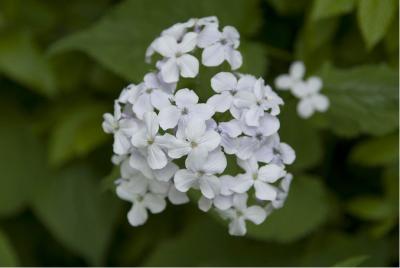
top-left (48, 102), bottom-right (109, 166)
top-left (346, 196), bottom-right (394, 221)
top-left (350, 134), bottom-right (398, 166)
top-left (333, 255), bottom-right (369, 267)
top-left (246, 175), bottom-right (330, 242)
top-left (0, 230), bottom-right (18, 266)
top-left (0, 32), bottom-right (56, 97)
top-left (357, 0), bottom-right (397, 49)
top-left (311, 0), bottom-right (355, 20)
top-left (313, 64), bottom-right (399, 137)
top-left (31, 165), bottom-right (121, 265)
top-left (0, 105), bottom-right (46, 217)
top-left (49, 0), bottom-right (262, 82)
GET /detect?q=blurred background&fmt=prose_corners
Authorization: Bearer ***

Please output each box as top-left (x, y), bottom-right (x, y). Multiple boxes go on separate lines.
top-left (0, 0), bottom-right (398, 266)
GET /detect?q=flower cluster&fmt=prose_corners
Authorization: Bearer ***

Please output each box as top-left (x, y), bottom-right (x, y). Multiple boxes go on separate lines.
top-left (275, 61), bottom-right (329, 119)
top-left (103, 16), bottom-right (295, 236)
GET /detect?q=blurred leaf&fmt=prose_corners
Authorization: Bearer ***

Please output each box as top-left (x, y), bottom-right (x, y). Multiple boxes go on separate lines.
top-left (100, 165), bottom-right (120, 191)
top-left (280, 100), bottom-right (323, 171)
top-left (313, 64), bottom-right (399, 137)
top-left (350, 134), bottom-right (398, 166)
top-left (357, 0), bottom-right (397, 49)
top-left (0, 32), bottom-right (56, 97)
top-left (384, 17), bottom-right (399, 68)
top-left (346, 196), bottom-right (394, 221)
top-left (246, 175), bottom-right (330, 242)
top-left (311, 0), bottom-right (355, 20)
top-left (301, 232), bottom-right (390, 266)
top-left (0, 106), bottom-right (46, 217)
top-left (49, 0), bottom-right (262, 82)
top-left (383, 163), bottom-right (399, 205)
top-left (48, 102), bottom-right (109, 166)
top-left (31, 165), bottom-right (121, 265)
top-left (333, 255), bottom-right (369, 267)
top-left (0, 229), bottom-right (18, 266)
top-left (240, 41), bottom-right (268, 77)
top-left (267, 0), bottom-right (310, 16)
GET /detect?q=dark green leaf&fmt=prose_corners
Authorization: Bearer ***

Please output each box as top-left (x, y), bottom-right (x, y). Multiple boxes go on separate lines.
top-left (333, 255), bottom-right (369, 267)
top-left (346, 196), bottom-right (394, 221)
top-left (311, 0), bottom-right (355, 20)
top-left (0, 230), bottom-right (18, 266)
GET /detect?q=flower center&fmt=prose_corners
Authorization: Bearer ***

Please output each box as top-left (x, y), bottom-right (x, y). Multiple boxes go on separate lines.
top-left (220, 39), bottom-right (228, 45)
top-left (181, 107), bottom-right (189, 115)
top-left (252, 173), bottom-right (258, 180)
top-left (148, 139), bottom-right (154, 145)
top-left (146, 88), bottom-right (153, 94)
top-left (190, 141), bottom-right (198, 148)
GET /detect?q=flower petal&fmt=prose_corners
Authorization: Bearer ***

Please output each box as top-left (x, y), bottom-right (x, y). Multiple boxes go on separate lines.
top-left (113, 132), bottom-right (131, 155)
top-left (143, 193), bottom-right (166, 213)
top-left (211, 72), bottom-right (237, 93)
top-left (150, 90), bottom-right (171, 110)
top-left (130, 128), bottom-right (148, 148)
top-left (311, 93), bottom-right (329, 112)
top-left (197, 25), bottom-right (221, 48)
top-left (153, 35), bottom-right (178, 57)
top-left (153, 162), bottom-right (178, 182)
top-left (228, 218), bottom-right (246, 236)
top-left (175, 88), bottom-right (199, 106)
top-left (168, 185), bottom-right (189, 205)
top-left (258, 164), bottom-right (285, 182)
top-left (254, 180), bottom-right (277, 201)
top-left (297, 98), bottom-right (314, 119)
top-left (207, 92), bottom-right (232, 113)
top-left (225, 48), bottom-right (242, 70)
top-left (202, 149), bottom-right (227, 174)
top-left (127, 203), bottom-right (148, 226)
top-left (199, 175), bottom-right (220, 199)
top-left (230, 174), bottom-right (253, 193)
top-left (177, 54), bottom-right (199, 78)
top-left (289, 61), bottom-right (305, 80)
top-left (158, 105), bottom-right (181, 130)
top-left (178, 32), bottom-right (198, 53)
top-left (160, 58), bottom-right (180, 83)
top-left (147, 144), bottom-right (167, 170)
top-left (202, 43), bottom-right (225, 66)
top-left (275, 74), bottom-right (293, 90)
top-left (133, 93), bottom-right (153, 119)
top-left (196, 130), bottom-right (221, 152)
top-left (174, 169), bottom-right (198, 192)
top-left (244, 206), bottom-right (267, 224)
top-left (198, 196), bottom-right (213, 212)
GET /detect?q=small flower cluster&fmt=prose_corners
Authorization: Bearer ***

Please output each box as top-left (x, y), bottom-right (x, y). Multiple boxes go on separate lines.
top-left (103, 17), bottom-right (295, 236)
top-left (275, 61), bottom-right (329, 119)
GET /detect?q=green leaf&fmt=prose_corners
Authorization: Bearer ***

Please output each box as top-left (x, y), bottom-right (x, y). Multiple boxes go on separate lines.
top-left (346, 196), bottom-right (394, 221)
top-left (313, 64), bottom-right (399, 137)
top-left (0, 230), bottom-right (18, 266)
top-left (246, 175), bottom-right (330, 242)
top-left (350, 134), bottom-right (399, 166)
top-left (267, 0), bottom-right (310, 16)
top-left (311, 0), bottom-right (355, 20)
top-left (31, 165), bottom-right (121, 265)
top-left (280, 100), bottom-right (323, 171)
top-left (49, 0), bottom-right (262, 82)
top-left (357, 0), bottom-right (397, 49)
top-left (0, 105), bottom-right (46, 217)
top-left (0, 32), bottom-right (56, 97)
top-left (48, 102), bottom-right (109, 166)
top-left (333, 255), bottom-right (369, 267)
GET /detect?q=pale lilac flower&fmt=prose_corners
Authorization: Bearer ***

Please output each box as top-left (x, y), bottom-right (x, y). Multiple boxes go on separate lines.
top-left (274, 61), bottom-right (305, 90)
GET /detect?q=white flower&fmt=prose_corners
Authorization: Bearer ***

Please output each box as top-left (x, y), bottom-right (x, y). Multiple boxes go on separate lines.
top-left (207, 119), bottom-right (242, 155)
top-left (198, 175), bottom-right (236, 212)
top-left (231, 157), bottom-right (286, 201)
top-left (130, 112), bottom-right (168, 169)
top-left (207, 72), bottom-right (256, 113)
top-left (116, 178), bottom-right (166, 226)
top-left (174, 149), bottom-right (226, 199)
top-left (218, 193), bottom-right (267, 236)
top-left (158, 118), bottom-right (221, 163)
top-left (295, 78), bottom-right (329, 119)
top-left (235, 78), bottom-right (283, 126)
top-left (272, 173), bottom-right (293, 209)
top-left (102, 101), bottom-right (139, 155)
top-left (158, 88), bottom-right (214, 130)
top-left (274, 61), bottom-right (305, 90)
top-left (197, 25), bottom-right (242, 69)
top-left (153, 32), bottom-right (199, 83)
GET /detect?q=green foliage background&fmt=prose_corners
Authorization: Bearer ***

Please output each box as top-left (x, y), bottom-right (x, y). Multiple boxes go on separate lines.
top-left (0, 0), bottom-right (398, 266)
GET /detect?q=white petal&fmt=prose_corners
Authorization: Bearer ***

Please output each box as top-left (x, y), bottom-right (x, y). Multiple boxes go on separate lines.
top-left (258, 164), bottom-right (285, 183)
top-left (175, 88), bottom-right (199, 106)
top-left (307, 76), bottom-right (323, 94)
top-left (178, 32), bottom-right (198, 53)
top-left (198, 196), bottom-right (213, 212)
top-left (158, 105), bottom-right (181, 129)
top-left (143, 193), bottom-right (166, 213)
top-left (244, 206), bottom-right (267, 224)
top-left (292, 81), bottom-right (310, 98)
top-left (222, 26), bottom-right (240, 46)
top-left (148, 179), bottom-right (169, 194)
top-left (279, 143), bottom-right (296, 164)
top-left (236, 136), bottom-right (259, 160)
top-left (199, 175), bottom-right (220, 199)
top-left (230, 175), bottom-right (253, 193)
top-left (153, 162), bottom-right (178, 182)
top-left (143, 111), bottom-right (159, 138)
top-left (129, 151), bottom-right (152, 179)
top-left (168, 185), bottom-right (189, 205)
top-left (207, 92), bottom-right (232, 113)
top-left (289, 61), bottom-right (305, 80)
top-left (225, 48), bottom-right (242, 70)
top-left (214, 195), bottom-right (233, 210)
top-left (191, 103), bottom-right (215, 119)
top-left (297, 98), bottom-right (315, 119)
top-left (197, 25), bottom-right (221, 48)
top-left (237, 157), bottom-right (258, 173)
top-left (150, 90), bottom-right (171, 110)
top-left (130, 129), bottom-right (148, 148)
top-left (211, 72), bottom-right (237, 93)
top-left (202, 149), bottom-right (227, 174)
top-left (147, 144), bottom-right (167, 170)
top-left (185, 146), bottom-right (208, 171)
top-left (228, 217), bottom-right (246, 236)
top-left (221, 135), bottom-right (239, 155)
top-left (254, 180), bottom-right (277, 201)
top-left (202, 43), bottom-right (225, 66)
top-left (185, 118), bottom-right (206, 140)
top-left (174, 170), bottom-right (198, 192)
top-left (275, 74), bottom-right (293, 90)
top-left (196, 130), bottom-right (221, 152)
top-left (254, 144), bottom-right (274, 163)
top-left (127, 203), bottom-right (148, 226)
top-left (113, 132), bottom-right (131, 155)
top-left (177, 54), bottom-right (199, 78)
top-left (311, 93), bottom-right (330, 112)
top-left (245, 106), bottom-right (263, 126)
top-left (153, 35), bottom-right (178, 57)
top-left (219, 119), bottom-right (242, 137)
top-left (160, 58), bottom-right (180, 83)
top-left (237, 75), bottom-right (257, 91)
top-left (232, 193), bottom-right (248, 210)
top-left (258, 114), bottom-right (280, 136)
top-left (133, 94), bottom-right (153, 119)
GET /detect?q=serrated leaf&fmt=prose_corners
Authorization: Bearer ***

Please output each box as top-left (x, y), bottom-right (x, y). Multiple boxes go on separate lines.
top-left (49, 0), bottom-right (262, 82)
top-left (357, 0), bottom-right (397, 49)
top-left (350, 134), bottom-right (398, 167)
top-left (48, 102), bottom-right (109, 166)
top-left (0, 230), bottom-right (18, 266)
top-left (0, 32), bottom-right (56, 97)
top-left (31, 165), bottom-right (121, 265)
top-left (311, 0), bottom-right (355, 20)
top-left (312, 64), bottom-right (399, 137)
top-left (246, 175), bottom-right (330, 242)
